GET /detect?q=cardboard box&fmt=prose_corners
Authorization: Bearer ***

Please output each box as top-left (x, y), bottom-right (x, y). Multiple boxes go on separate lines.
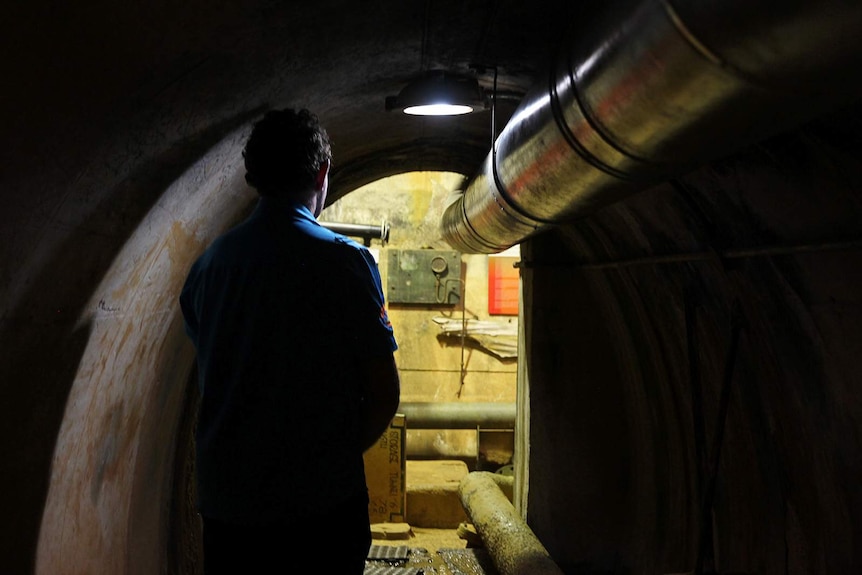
top-left (364, 413), bottom-right (406, 523)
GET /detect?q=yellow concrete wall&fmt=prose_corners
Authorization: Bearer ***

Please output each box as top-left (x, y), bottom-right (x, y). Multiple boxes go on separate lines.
top-left (322, 172), bottom-right (518, 467)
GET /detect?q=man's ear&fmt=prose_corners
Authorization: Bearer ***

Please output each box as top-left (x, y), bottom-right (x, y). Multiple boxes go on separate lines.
top-left (315, 161), bottom-right (330, 190)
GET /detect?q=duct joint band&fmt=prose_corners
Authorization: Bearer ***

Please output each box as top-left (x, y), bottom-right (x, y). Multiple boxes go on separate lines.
top-left (551, 49), bottom-right (654, 183)
top-left (460, 191), bottom-right (507, 252)
top-left (489, 140), bottom-right (555, 228)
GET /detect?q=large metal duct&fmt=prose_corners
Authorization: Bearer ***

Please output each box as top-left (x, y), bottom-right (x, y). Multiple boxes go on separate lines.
top-left (441, 0), bottom-right (862, 253)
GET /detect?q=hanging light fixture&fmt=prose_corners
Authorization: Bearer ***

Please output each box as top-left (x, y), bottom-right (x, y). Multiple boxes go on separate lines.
top-left (385, 70), bottom-right (489, 116)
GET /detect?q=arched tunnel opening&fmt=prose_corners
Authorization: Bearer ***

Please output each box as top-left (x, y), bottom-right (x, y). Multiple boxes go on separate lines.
top-left (159, 170), bottom-right (526, 574)
top-left (160, 172), bottom-right (518, 573)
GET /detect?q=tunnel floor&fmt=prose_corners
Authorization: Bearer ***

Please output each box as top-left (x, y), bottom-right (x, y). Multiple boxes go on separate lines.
top-left (363, 527), bottom-right (499, 574)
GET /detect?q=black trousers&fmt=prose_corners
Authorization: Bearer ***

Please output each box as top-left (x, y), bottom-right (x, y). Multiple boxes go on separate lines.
top-left (201, 491), bottom-right (371, 574)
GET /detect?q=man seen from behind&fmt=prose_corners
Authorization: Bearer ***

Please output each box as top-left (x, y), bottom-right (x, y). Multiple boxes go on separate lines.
top-left (179, 107), bottom-right (401, 574)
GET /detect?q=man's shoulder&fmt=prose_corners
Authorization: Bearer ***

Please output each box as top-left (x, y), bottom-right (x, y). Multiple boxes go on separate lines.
top-left (326, 235), bottom-right (378, 269)
top-left (329, 232), bottom-right (369, 254)
top-left (302, 224), bottom-right (369, 256)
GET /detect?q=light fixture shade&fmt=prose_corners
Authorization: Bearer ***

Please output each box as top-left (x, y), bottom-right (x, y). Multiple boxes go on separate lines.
top-left (386, 70), bottom-right (488, 116)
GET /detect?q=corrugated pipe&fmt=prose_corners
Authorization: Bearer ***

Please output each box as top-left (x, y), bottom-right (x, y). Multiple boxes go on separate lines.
top-left (441, 0), bottom-right (862, 253)
top-left (459, 472), bottom-right (564, 575)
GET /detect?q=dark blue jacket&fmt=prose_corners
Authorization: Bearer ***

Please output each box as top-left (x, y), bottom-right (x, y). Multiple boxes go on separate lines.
top-left (180, 197), bottom-right (397, 522)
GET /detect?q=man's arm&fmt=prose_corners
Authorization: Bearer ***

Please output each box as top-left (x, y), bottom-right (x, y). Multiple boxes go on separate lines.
top-left (359, 354), bottom-right (401, 452)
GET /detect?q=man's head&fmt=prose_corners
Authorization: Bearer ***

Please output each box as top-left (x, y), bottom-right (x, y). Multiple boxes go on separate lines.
top-left (242, 108), bottom-right (332, 208)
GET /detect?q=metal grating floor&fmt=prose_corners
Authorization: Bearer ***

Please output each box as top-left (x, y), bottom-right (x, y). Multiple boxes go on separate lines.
top-left (364, 545), bottom-right (422, 575)
top-left (364, 565), bottom-right (423, 575)
top-left (363, 545), bottom-right (498, 575)
top-left (367, 545), bottom-right (411, 561)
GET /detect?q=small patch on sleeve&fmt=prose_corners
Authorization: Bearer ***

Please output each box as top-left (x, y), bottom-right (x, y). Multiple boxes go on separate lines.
top-left (379, 304), bottom-right (392, 327)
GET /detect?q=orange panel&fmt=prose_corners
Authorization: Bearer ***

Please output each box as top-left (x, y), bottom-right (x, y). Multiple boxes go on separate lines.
top-left (488, 256), bottom-right (519, 315)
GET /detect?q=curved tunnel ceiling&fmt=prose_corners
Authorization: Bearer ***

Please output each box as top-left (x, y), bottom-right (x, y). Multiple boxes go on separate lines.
top-left (4, 0), bottom-right (574, 204)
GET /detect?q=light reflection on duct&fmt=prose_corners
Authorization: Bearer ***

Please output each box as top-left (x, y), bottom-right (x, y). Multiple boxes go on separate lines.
top-left (441, 0), bottom-right (862, 254)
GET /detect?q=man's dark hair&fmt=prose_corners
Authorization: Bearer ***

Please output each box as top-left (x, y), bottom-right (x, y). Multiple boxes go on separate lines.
top-left (242, 108), bottom-right (332, 197)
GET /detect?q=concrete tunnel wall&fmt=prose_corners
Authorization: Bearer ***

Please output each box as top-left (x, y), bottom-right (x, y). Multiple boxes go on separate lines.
top-left (0, 82), bottom-right (261, 571)
top-left (519, 112), bottom-right (862, 574)
top-left (32, 131), bottom-right (254, 574)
